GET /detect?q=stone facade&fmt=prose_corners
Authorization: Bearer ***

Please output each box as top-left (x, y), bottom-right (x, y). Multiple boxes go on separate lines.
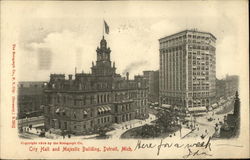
top-left (43, 36), bottom-right (148, 135)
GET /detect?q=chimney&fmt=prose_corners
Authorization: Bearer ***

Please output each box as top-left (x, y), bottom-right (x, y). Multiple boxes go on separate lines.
top-left (126, 72), bottom-right (129, 80)
top-left (68, 74), bottom-right (73, 80)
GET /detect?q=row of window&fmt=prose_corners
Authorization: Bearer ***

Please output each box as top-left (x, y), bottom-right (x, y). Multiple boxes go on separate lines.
top-left (160, 33), bottom-right (212, 45)
top-left (48, 90), bottom-right (147, 106)
top-left (97, 116), bottom-right (110, 124)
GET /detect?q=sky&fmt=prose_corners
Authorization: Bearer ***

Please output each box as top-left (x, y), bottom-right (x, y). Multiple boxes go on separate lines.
top-left (6, 1), bottom-right (247, 81)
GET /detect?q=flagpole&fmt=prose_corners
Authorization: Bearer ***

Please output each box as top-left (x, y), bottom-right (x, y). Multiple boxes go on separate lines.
top-left (103, 19), bottom-right (104, 38)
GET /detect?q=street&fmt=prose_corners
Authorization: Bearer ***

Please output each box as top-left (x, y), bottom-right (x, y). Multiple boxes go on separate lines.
top-left (184, 100), bottom-right (234, 139)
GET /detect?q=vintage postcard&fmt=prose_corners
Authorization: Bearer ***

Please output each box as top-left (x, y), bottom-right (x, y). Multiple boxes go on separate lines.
top-left (0, 0), bottom-right (249, 159)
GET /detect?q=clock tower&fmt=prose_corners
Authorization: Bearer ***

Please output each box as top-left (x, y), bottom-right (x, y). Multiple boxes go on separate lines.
top-left (91, 36), bottom-right (116, 76)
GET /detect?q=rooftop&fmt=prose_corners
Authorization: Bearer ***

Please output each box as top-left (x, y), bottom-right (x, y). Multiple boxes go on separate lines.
top-left (159, 29), bottom-right (216, 41)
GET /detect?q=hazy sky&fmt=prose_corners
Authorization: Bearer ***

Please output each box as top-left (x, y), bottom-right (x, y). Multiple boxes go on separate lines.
top-left (8, 1), bottom-right (247, 81)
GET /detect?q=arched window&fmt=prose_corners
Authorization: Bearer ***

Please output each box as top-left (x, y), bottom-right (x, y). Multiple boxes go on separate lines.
top-left (107, 94), bottom-right (109, 102)
top-left (101, 95), bottom-right (103, 103)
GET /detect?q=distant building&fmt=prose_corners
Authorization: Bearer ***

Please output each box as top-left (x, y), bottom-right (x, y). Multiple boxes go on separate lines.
top-left (215, 78), bottom-right (226, 100)
top-left (224, 75), bottom-right (239, 98)
top-left (220, 91), bottom-right (240, 138)
top-left (18, 81), bottom-right (47, 119)
top-left (43, 36), bottom-right (148, 135)
top-left (143, 70), bottom-right (159, 102)
top-left (159, 29), bottom-right (216, 115)
top-left (216, 75), bottom-right (239, 100)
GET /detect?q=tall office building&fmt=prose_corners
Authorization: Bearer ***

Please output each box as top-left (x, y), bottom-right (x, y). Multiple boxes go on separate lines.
top-left (159, 29), bottom-right (216, 115)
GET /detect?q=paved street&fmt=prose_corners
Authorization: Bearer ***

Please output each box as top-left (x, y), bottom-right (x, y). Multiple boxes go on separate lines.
top-left (184, 100), bottom-right (234, 139)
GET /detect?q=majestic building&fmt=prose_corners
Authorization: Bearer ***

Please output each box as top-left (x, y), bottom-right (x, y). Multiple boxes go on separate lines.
top-left (143, 70), bottom-right (159, 102)
top-left (159, 29), bottom-right (216, 115)
top-left (18, 81), bottom-right (46, 119)
top-left (43, 36), bottom-right (148, 135)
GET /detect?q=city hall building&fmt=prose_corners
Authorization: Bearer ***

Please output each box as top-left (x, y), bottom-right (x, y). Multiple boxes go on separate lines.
top-left (159, 29), bottom-right (216, 115)
top-left (43, 36), bottom-right (148, 134)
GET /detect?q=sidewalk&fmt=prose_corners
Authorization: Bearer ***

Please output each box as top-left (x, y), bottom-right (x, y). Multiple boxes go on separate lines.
top-left (106, 113), bottom-right (157, 139)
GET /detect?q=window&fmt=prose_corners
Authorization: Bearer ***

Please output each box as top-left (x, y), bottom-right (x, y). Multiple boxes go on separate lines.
top-left (58, 121), bottom-right (61, 129)
top-left (64, 122), bottom-right (67, 129)
top-left (57, 96), bottom-right (60, 103)
top-left (104, 95), bottom-right (106, 102)
top-left (62, 111), bottom-right (66, 116)
top-left (63, 96), bottom-right (66, 103)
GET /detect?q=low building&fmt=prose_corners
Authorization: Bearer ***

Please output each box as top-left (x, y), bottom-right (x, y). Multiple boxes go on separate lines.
top-left (43, 36), bottom-right (148, 135)
top-left (18, 81), bottom-right (47, 119)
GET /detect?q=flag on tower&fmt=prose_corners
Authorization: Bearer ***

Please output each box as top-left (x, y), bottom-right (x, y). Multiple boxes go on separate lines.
top-left (104, 20), bottom-right (109, 34)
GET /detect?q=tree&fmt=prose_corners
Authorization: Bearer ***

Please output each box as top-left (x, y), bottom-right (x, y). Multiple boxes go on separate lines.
top-left (155, 109), bottom-right (177, 132)
top-left (136, 124), bottom-right (160, 138)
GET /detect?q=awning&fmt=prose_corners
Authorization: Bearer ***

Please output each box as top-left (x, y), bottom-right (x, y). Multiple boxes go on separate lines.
top-left (107, 106), bottom-right (111, 111)
top-left (98, 108), bottom-right (102, 112)
top-left (83, 111), bottom-right (88, 115)
top-left (98, 107), bottom-right (105, 113)
top-left (101, 108), bottom-right (105, 112)
top-left (33, 123), bottom-right (44, 128)
top-left (55, 108), bottom-right (60, 113)
top-left (103, 106), bottom-right (109, 112)
top-left (98, 105), bottom-right (112, 113)
top-left (161, 104), bottom-right (171, 108)
top-left (212, 103), bottom-right (218, 108)
top-left (188, 107), bottom-right (207, 112)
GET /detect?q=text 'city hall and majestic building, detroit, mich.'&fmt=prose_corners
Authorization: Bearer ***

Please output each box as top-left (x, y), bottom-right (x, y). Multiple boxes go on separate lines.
top-left (159, 30), bottom-right (216, 116)
top-left (43, 36), bottom-right (148, 134)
